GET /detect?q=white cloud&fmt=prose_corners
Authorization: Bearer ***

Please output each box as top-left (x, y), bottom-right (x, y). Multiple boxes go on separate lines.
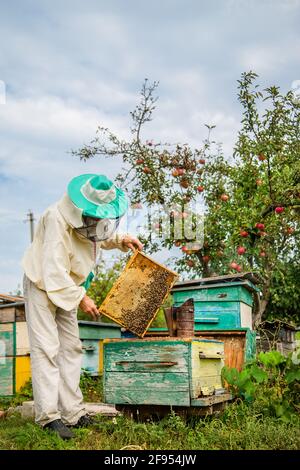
top-left (0, 0), bottom-right (299, 291)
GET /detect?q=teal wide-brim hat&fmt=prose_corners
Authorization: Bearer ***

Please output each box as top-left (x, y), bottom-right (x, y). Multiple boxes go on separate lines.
top-left (67, 174), bottom-right (128, 219)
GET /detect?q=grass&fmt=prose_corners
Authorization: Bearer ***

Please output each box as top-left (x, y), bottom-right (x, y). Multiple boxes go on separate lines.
top-left (0, 376), bottom-right (299, 450)
top-left (0, 403), bottom-right (299, 450)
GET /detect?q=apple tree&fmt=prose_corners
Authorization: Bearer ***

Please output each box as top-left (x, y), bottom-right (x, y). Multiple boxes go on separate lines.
top-left (73, 73), bottom-right (300, 325)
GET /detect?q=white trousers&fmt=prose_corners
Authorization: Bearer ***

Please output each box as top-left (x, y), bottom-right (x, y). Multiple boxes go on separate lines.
top-left (23, 275), bottom-right (86, 426)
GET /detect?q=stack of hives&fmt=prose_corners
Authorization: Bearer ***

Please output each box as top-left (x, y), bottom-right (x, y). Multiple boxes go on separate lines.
top-left (168, 273), bottom-right (259, 370)
top-left (0, 294), bottom-right (31, 396)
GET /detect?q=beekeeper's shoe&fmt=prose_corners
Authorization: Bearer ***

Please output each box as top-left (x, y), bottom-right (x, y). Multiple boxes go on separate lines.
top-left (73, 414), bottom-right (95, 428)
top-left (44, 419), bottom-right (75, 440)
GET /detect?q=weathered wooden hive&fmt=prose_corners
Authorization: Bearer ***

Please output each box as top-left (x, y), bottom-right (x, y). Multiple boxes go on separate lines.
top-left (0, 295), bottom-right (31, 396)
top-left (144, 273), bottom-right (260, 370)
top-left (78, 321), bottom-right (121, 375)
top-left (103, 337), bottom-right (231, 415)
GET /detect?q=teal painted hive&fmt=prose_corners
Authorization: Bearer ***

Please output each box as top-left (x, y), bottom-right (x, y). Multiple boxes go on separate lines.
top-left (171, 276), bottom-right (260, 331)
top-left (103, 337), bottom-right (231, 407)
top-left (78, 321), bottom-right (121, 376)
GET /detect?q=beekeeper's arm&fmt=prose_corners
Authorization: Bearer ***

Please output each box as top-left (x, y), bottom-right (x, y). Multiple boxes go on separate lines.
top-left (99, 233), bottom-right (143, 252)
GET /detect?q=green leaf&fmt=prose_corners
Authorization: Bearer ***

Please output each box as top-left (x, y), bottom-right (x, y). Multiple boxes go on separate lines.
top-left (258, 351), bottom-right (286, 368)
top-left (285, 369), bottom-right (300, 384)
top-left (250, 364), bottom-right (268, 383)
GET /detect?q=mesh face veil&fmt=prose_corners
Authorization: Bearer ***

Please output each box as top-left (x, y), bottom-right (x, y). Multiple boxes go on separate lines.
top-left (75, 216), bottom-right (120, 242)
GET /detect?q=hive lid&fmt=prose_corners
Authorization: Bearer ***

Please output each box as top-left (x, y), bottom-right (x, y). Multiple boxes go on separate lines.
top-left (98, 251), bottom-right (178, 337)
top-left (172, 272), bottom-right (261, 293)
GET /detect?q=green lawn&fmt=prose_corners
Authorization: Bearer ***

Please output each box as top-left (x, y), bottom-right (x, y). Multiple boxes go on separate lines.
top-left (0, 405), bottom-right (299, 450)
top-left (0, 375), bottom-right (299, 450)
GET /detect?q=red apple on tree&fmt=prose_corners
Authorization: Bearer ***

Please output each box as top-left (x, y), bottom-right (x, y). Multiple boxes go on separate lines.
top-left (197, 185), bottom-right (204, 192)
top-left (143, 166), bottom-right (152, 174)
top-left (174, 240), bottom-right (181, 247)
top-left (258, 153), bottom-right (266, 161)
top-left (172, 169), bottom-right (179, 177)
top-left (181, 246), bottom-right (189, 253)
top-left (199, 158), bottom-right (206, 164)
top-left (237, 246), bottom-right (246, 255)
top-left (186, 260), bottom-right (195, 267)
top-left (240, 230), bottom-right (249, 238)
top-left (286, 226), bottom-right (295, 235)
top-left (136, 158), bottom-right (144, 165)
top-left (275, 206), bottom-right (284, 214)
top-left (229, 261), bottom-right (238, 270)
top-left (180, 179), bottom-right (189, 189)
top-left (202, 255), bottom-right (211, 263)
top-left (259, 251), bottom-right (266, 257)
top-left (220, 194), bottom-right (229, 202)
top-left (256, 179), bottom-right (263, 186)
top-left (255, 223), bottom-right (265, 230)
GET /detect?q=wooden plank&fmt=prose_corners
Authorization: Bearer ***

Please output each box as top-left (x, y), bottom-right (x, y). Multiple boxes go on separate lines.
top-left (192, 376), bottom-right (223, 397)
top-left (15, 356), bottom-right (31, 392)
top-left (0, 294), bottom-right (24, 302)
top-left (105, 371), bottom-right (189, 391)
top-left (99, 340), bottom-right (104, 374)
top-left (81, 339), bottom-right (100, 376)
top-left (191, 393), bottom-right (232, 407)
top-left (15, 307), bottom-right (26, 322)
top-left (16, 322), bottom-right (30, 355)
top-left (245, 329), bottom-right (256, 361)
top-left (172, 272), bottom-right (261, 286)
top-left (0, 357), bottom-right (14, 396)
top-left (0, 307), bottom-right (15, 323)
top-left (105, 389), bottom-right (190, 407)
top-left (104, 341), bottom-right (189, 373)
top-left (172, 285), bottom-right (253, 306)
top-left (79, 324), bottom-right (121, 340)
top-left (240, 303), bottom-right (253, 329)
top-left (0, 323), bottom-right (14, 356)
top-left (190, 341), bottom-right (224, 398)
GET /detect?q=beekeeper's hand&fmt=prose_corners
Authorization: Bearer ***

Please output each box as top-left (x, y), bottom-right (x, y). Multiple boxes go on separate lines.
top-left (79, 295), bottom-right (100, 320)
top-left (122, 235), bottom-right (144, 252)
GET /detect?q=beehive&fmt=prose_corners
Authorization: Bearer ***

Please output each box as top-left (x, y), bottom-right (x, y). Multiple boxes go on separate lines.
top-left (78, 321), bottom-right (121, 375)
top-left (103, 337), bottom-right (230, 408)
top-left (99, 251), bottom-right (178, 337)
top-left (0, 312), bottom-right (31, 396)
top-left (171, 277), bottom-right (259, 331)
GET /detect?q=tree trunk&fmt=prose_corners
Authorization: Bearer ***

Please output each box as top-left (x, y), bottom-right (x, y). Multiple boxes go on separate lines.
top-left (253, 277), bottom-right (271, 328)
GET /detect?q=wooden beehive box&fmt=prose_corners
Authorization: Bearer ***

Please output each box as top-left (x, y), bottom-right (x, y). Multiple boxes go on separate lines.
top-left (171, 274), bottom-right (260, 331)
top-left (0, 299), bottom-right (31, 396)
top-left (103, 337), bottom-right (230, 408)
top-left (78, 321), bottom-right (121, 375)
top-left (99, 251), bottom-right (178, 337)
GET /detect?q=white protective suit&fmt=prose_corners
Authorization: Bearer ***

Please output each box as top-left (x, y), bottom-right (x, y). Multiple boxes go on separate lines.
top-left (22, 193), bottom-right (129, 426)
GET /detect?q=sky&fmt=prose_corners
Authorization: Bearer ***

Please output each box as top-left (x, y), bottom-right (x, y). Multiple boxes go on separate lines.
top-left (0, 0), bottom-right (299, 293)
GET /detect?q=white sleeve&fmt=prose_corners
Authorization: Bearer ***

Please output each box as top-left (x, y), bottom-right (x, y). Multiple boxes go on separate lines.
top-left (98, 232), bottom-right (130, 252)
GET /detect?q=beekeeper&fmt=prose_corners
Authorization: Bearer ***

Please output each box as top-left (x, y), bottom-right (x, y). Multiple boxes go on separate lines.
top-left (22, 174), bottom-right (143, 439)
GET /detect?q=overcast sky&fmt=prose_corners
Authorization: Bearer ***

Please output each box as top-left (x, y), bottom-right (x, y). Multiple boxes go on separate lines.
top-left (0, 0), bottom-right (299, 293)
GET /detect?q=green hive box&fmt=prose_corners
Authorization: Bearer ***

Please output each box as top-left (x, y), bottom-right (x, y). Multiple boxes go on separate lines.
top-left (103, 338), bottom-right (231, 408)
top-left (171, 276), bottom-right (260, 331)
top-left (78, 321), bottom-right (121, 376)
